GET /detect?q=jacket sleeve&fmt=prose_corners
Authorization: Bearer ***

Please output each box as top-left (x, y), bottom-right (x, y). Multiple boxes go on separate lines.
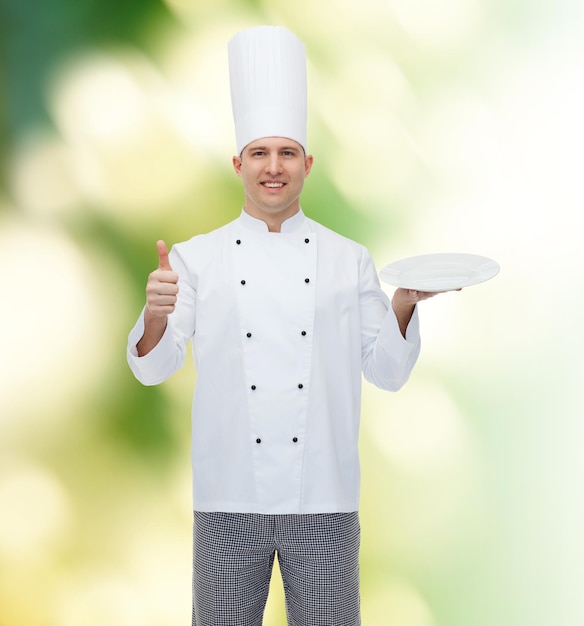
top-left (359, 248), bottom-right (421, 391)
top-left (126, 245), bottom-right (196, 386)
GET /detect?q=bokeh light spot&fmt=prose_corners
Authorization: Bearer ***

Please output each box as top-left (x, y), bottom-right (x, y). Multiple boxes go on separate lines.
top-left (0, 462), bottom-right (72, 560)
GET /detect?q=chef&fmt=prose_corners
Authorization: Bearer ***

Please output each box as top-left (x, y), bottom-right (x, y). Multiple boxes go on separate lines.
top-left (127, 25), bottom-right (437, 626)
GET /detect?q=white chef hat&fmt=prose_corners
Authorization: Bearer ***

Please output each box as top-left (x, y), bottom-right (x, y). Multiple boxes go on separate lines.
top-left (228, 25), bottom-right (307, 155)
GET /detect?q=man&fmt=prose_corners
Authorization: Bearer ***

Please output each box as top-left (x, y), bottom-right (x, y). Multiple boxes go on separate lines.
top-left (128, 26), bottom-right (438, 626)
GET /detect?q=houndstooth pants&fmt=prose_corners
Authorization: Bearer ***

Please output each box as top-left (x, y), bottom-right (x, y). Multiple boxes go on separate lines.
top-left (192, 511), bottom-right (361, 626)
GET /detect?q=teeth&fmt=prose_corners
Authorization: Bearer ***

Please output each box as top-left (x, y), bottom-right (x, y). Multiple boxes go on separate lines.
top-left (263, 182), bottom-right (284, 188)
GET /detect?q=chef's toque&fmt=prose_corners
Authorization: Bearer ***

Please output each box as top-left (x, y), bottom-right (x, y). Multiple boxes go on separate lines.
top-left (228, 25), bottom-right (307, 155)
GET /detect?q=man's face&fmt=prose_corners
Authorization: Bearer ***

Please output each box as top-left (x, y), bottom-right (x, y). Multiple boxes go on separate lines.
top-left (232, 137), bottom-right (313, 224)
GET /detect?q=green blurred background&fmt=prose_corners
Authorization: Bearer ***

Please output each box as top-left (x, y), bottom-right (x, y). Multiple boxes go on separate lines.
top-left (1, 0), bottom-right (583, 624)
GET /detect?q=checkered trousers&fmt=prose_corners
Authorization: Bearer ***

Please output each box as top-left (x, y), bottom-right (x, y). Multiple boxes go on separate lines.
top-left (192, 511), bottom-right (361, 626)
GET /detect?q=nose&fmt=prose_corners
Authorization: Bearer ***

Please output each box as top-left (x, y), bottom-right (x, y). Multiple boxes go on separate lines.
top-left (265, 153), bottom-right (283, 175)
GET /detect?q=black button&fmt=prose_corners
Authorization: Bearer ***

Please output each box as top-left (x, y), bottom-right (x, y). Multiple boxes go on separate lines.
top-left (251, 385), bottom-right (256, 391)
top-left (246, 332), bottom-right (252, 338)
top-left (256, 438), bottom-right (261, 444)
top-left (241, 279), bottom-right (246, 285)
top-left (298, 383), bottom-right (304, 389)
top-left (236, 239), bottom-right (241, 245)
top-left (292, 437), bottom-right (298, 443)
top-left (304, 278), bottom-right (310, 283)
top-left (304, 238), bottom-right (310, 244)
top-left (301, 330), bottom-right (307, 336)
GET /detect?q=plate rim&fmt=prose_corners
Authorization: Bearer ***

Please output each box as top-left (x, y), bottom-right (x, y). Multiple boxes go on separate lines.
top-left (379, 252), bottom-right (500, 291)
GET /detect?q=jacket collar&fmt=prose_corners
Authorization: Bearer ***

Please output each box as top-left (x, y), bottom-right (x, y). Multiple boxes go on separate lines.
top-left (239, 208), bottom-right (309, 233)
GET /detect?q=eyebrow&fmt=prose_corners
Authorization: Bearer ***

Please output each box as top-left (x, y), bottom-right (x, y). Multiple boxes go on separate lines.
top-left (248, 145), bottom-right (300, 152)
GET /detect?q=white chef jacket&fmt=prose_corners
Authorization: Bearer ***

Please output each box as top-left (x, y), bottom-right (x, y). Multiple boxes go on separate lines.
top-left (127, 209), bottom-right (421, 514)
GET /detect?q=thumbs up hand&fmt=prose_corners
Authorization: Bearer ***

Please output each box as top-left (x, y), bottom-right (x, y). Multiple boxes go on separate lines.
top-left (145, 240), bottom-right (179, 317)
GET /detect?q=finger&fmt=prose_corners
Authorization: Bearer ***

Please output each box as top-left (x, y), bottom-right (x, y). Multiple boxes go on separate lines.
top-left (145, 289), bottom-right (178, 316)
top-left (147, 280), bottom-right (179, 297)
top-left (150, 294), bottom-right (178, 308)
top-left (146, 299), bottom-right (176, 317)
top-left (157, 240), bottom-right (172, 271)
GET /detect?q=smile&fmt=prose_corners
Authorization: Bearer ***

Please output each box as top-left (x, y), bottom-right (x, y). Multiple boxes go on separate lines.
top-left (262, 182), bottom-right (285, 188)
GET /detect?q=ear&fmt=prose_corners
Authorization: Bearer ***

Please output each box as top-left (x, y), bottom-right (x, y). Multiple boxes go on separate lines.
top-left (232, 155), bottom-right (242, 176)
top-left (304, 154), bottom-right (314, 177)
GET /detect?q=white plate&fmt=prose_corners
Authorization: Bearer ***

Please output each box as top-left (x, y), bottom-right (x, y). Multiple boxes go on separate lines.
top-left (380, 253), bottom-right (500, 292)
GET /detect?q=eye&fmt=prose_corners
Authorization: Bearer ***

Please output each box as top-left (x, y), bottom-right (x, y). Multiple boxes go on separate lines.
top-left (282, 150), bottom-right (295, 157)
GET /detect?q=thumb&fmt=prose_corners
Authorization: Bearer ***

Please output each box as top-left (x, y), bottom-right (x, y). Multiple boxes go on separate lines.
top-left (156, 240), bottom-right (172, 270)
